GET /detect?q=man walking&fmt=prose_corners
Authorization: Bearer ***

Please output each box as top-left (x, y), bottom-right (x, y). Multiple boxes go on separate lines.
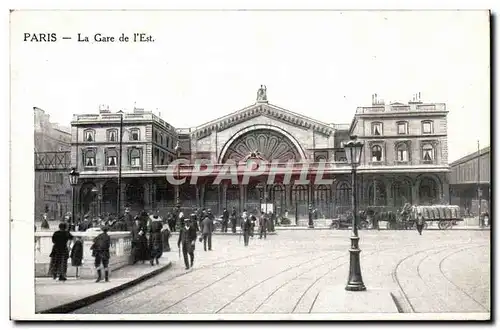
top-left (177, 216), bottom-right (197, 270)
top-left (201, 210), bottom-right (214, 251)
top-left (416, 212), bottom-right (425, 236)
top-left (222, 207), bottom-right (229, 233)
top-left (230, 207), bottom-right (237, 233)
top-left (242, 210), bottom-right (251, 247)
top-left (259, 210), bottom-right (268, 239)
top-left (91, 225), bottom-right (111, 282)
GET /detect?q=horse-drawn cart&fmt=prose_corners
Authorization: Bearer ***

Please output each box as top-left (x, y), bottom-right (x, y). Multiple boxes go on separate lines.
top-left (411, 205), bottom-right (462, 230)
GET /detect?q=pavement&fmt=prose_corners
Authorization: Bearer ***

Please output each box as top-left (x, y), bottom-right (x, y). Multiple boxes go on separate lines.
top-left (35, 260), bottom-right (172, 313)
top-left (60, 229), bottom-right (489, 318)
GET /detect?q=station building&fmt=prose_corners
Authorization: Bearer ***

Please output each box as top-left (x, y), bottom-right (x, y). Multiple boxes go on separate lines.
top-left (70, 88), bottom-right (450, 220)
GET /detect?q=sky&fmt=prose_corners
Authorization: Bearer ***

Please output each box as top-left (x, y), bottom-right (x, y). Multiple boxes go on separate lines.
top-left (11, 10), bottom-right (490, 162)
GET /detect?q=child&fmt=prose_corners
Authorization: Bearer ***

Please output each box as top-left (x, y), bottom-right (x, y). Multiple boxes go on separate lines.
top-left (70, 237), bottom-right (83, 278)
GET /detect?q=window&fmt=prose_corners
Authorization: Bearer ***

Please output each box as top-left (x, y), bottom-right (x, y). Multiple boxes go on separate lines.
top-left (371, 145), bottom-right (383, 162)
top-left (84, 150), bottom-right (96, 167)
top-left (106, 149), bottom-right (118, 166)
top-left (130, 148), bottom-right (141, 167)
top-left (396, 143), bottom-right (409, 162)
top-left (422, 143), bottom-right (434, 161)
top-left (130, 129), bottom-right (140, 141)
top-left (166, 136), bottom-right (170, 148)
top-left (371, 122), bottom-right (383, 136)
top-left (107, 129), bottom-right (118, 142)
top-left (84, 130), bottom-right (94, 142)
top-left (422, 121), bottom-right (433, 134)
top-left (397, 122), bottom-right (408, 135)
top-left (160, 134), bottom-right (164, 145)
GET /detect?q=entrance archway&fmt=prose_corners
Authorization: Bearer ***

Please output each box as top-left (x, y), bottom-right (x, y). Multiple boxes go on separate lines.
top-left (125, 180), bottom-right (145, 212)
top-left (392, 178), bottom-right (412, 208)
top-left (418, 177), bottom-right (439, 205)
top-left (79, 182), bottom-right (97, 217)
top-left (102, 180), bottom-right (118, 214)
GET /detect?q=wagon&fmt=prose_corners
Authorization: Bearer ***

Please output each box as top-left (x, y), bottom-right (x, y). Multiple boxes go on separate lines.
top-left (411, 205), bottom-right (462, 230)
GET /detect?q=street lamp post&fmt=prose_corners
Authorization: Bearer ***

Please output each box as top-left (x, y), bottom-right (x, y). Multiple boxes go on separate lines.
top-left (69, 168), bottom-right (80, 230)
top-left (174, 141), bottom-right (182, 208)
top-left (117, 111), bottom-right (124, 215)
top-left (343, 136), bottom-right (366, 292)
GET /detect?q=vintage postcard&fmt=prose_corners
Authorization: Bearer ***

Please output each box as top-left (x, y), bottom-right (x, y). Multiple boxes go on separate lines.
top-left (10, 8), bottom-right (491, 321)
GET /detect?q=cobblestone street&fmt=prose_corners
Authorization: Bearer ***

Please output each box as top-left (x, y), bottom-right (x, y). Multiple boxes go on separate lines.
top-left (72, 229), bottom-right (490, 315)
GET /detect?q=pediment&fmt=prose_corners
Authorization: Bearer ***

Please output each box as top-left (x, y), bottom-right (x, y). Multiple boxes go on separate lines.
top-left (191, 103), bottom-right (334, 140)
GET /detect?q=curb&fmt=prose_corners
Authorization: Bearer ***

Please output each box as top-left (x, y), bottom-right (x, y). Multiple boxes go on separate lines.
top-left (169, 232), bottom-right (278, 236)
top-left (38, 261), bottom-right (172, 314)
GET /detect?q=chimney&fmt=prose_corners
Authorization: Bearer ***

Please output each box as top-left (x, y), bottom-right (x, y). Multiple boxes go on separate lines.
top-left (99, 104), bottom-right (110, 113)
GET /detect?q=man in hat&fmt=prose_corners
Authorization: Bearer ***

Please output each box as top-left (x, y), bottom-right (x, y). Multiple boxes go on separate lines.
top-left (230, 207), bottom-right (238, 233)
top-left (91, 225), bottom-right (111, 282)
top-left (416, 212), bottom-right (425, 236)
top-left (178, 215), bottom-right (197, 270)
top-left (201, 209), bottom-right (214, 251)
top-left (221, 207), bottom-right (229, 233)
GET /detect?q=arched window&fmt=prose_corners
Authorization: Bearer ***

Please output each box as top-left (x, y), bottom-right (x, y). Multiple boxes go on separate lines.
top-left (396, 143), bottom-right (409, 162)
top-left (422, 143), bottom-right (434, 162)
top-left (371, 145), bottom-right (383, 162)
top-left (107, 129), bottom-right (118, 142)
top-left (335, 182), bottom-right (351, 214)
top-left (84, 149), bottom-right (96, 167)
top-left (106, 148), bottom-right (118, 166)
top-left (130, 128), bottom-right (140, 141)
top-left (130, 148), bottom-right (141, 167)
top-left (84, 129), bottom-right (95, 142)
top-left (422, 120), bottom-right (434, 134)
top-left (371, 122), bottom-right (383, 136)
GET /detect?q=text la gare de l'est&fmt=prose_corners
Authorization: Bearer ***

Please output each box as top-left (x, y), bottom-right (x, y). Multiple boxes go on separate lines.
top-left (77, 33), bottom-right (154, 43)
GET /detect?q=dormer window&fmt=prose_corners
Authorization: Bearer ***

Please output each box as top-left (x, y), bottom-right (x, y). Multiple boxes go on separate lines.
top-left (84, 129), bottom-right (95, 142)
top-left (371, 122), bottom-right (383, 136)
top-left (107, 129), bottom-right (118, 142)
top-left (397, 121), bottom-right (408, 135)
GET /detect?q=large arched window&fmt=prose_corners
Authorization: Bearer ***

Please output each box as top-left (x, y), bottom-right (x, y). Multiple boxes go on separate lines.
top-left (371, 145), bottom-right (383, 162)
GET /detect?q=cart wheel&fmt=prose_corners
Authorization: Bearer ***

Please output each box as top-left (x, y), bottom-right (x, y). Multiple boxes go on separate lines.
top-left (359, 221), bottom-right (368, 230)
top-left (438, 220), bottom-right (447, 230)
top-left (331, 222), bottom-right (340, 230)
top-left (386, 221), bottom-right (392, 230)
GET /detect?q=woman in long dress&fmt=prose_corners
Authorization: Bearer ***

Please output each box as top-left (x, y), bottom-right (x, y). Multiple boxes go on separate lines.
top-left (49, 222), bottom-right (73, 281)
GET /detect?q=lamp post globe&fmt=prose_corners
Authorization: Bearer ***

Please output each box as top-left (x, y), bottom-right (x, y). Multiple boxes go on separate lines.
top-left (343, 136), bottom-right (366, 292)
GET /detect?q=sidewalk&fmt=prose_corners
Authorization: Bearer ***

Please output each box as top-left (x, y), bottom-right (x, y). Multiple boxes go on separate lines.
top-left (35, 259), bottom-right (172, 314)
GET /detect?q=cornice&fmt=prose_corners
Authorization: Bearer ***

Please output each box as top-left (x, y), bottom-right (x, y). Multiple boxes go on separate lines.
top-left (190, 103), bottom-right (336, 140)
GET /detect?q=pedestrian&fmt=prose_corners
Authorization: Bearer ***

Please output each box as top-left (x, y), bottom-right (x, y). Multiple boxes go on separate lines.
top-left (177, 216), bottom-right (197, 270)
top-left (49, 222), bottom-right (73, 281)
top-left (242, 211), bottom-right (251, 247)
top-left (259, 211), bottom-right (268, 239)
top-left (91, 225), bottom-right (111, 282)
top-left (124, 207), bottom-right (134, 231)
top-left (161, 219), bottom-right (171, 252)
top-left (416, 212), bottom-right (425, 236)
top-left (201, 209), bottom-right (214, 251)
top-left (230, 207), bottom-right (237, 233)
top-left (222, 208), bottom-right (229, 233)
top-left (41, 213), bottom-right (50, 230)
top-left (268, 211), bottom-right (275, 232)
top-left (149, 215), bottom-right (164, 265)
top-left (131, 216), bottom-right (148, 264)
top-left (70, 236), bottom-right (83, 278)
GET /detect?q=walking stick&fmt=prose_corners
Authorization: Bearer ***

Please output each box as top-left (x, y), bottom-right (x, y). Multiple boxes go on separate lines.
top-left (178, 247), bottom-right (181, 260)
